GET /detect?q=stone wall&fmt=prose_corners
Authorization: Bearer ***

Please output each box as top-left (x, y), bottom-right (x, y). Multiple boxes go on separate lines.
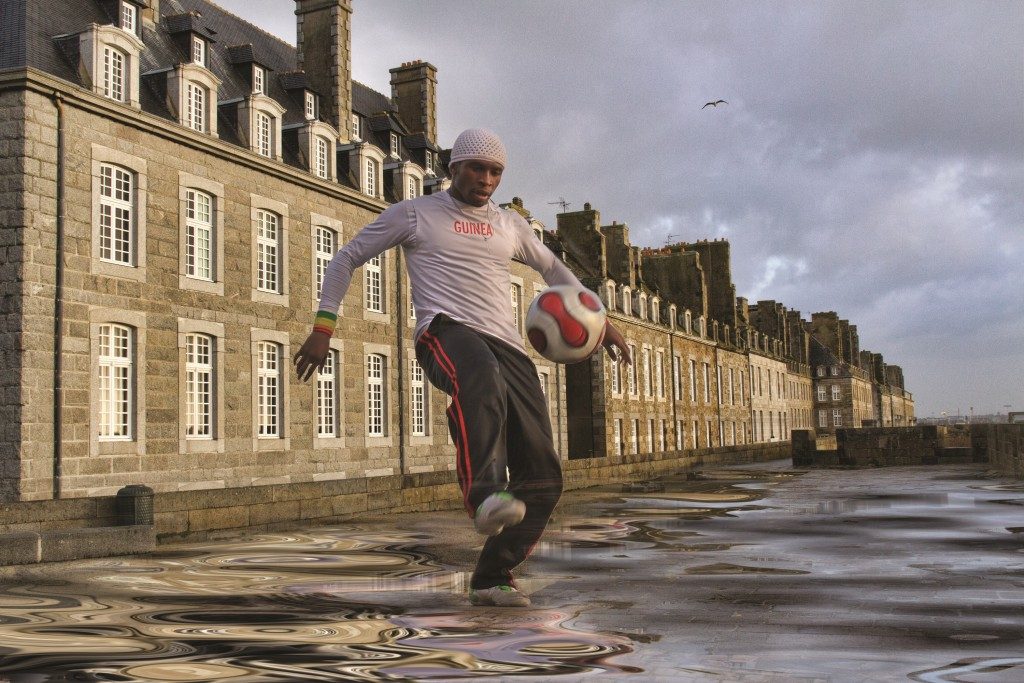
top-left (1, 442), bottom-right (789, 546)
top-left (0, 88), bottom-right (26, 501)
top-left (972, 423), bottom-right (1024, 478)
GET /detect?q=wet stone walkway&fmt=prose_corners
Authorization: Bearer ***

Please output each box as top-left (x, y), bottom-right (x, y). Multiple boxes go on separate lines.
top-left (1, 461), bottom-right (1023, 681)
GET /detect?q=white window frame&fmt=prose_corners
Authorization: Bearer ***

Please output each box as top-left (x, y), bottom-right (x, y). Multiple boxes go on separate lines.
top-left (641, 347), bottom-right (652, 398)
top-left (819, 409), bottom-right (828, 428)
top-left (621, 287), bottom-right (632, 316)
top-left (365, 157), bottom-right (379, 197)
top-left (179, 174), bottom-right (224, 295)
top-left (408, 175), bottom-right (421, 199)
top-left (253, 65), bottom-right (266, 94)
top-left (675, 420), bottom-right (683, 450)
top-left (672, 355), bottom-right (681, 400)
top-left (184, 333), bottom-right (214, 441)
top-left (255, 111), bottom-right (273, 158)
top-left (80, 24), bottom-right (144, 109)
top-left (168, 64), bottom-right (221, 136)
top-left (703, 362), bottom-right (711, 403)
top-left (817, 385), bottom-right (827, 401)
top-left (250, 195), bottom-right (289, 306)
top-left (833, 409), bottom-right (843, 427)
top-left (192, 36), bottom-right (206, 66)
top-left (317, 348), bottom-right (341, 438)
top-left (366, 352), bottom-right (387, 437)
top-left (256, 340), bottom-right (282, 438)
top-left (313, 225), bottom-right (337, 303)
top-left (613, 419), bottom-right (622, 457)
top-left (628, 344), bottom-right (638, 396)
top-left (122, 3), bottom-right (137, 34)
top-left (390, 132), bottom-right (400, 157)
top-left (103, 45), bottom-right (126, 102)
top-left (255, 209), bottom-right (280, 294)
top-left (351, 113), bottom-right (361, 140)
top-left (410, 357), bottom-right (430, 437)
top-left (716, 365), bottom-right (723, 405)
top-left (689, 358), bottom-right (697, 402)
top-left (632, 419), bottom-right (640, 454)
top-left (655, 350), bottom-right (665, 399)
top-left (178, 318), bottom-right (225, 455)
top-left (510, 282), bottom-right (523, 333)
top-left (365, 254), bottom-right (384, 313)
top-left (186, 81), bottom-right (206, 132)
top-left (185, 188), bottom-right (213, 282)
top-left (248, 331), bottom-right (290, 449)
top-left (90, 309), bottom-right (147, 463)
top-left (98, 162), bottom-right (134, 266)
top-left (305, 91), bottom-right (316, 120)
top-left (832, 384), bottom-right (842, 401)
top-left (314, 136), bottom-right (330, 179)
top-left (97, 323), bottom-right (134, 442)
top-left (90, 145), bottom-right (149, 279)
top-left (610, 355), bottom-right (621, 395)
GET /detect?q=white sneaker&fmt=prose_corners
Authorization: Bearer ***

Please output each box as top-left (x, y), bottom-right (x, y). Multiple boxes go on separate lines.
top-left (470, 585), bottom-right (531, 607)
top-left (474, 492), bottom-right (526, 536)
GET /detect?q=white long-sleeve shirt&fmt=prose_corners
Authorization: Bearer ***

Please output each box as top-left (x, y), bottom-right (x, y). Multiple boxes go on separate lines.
top-left (317, 191), bottom-right (584, 351)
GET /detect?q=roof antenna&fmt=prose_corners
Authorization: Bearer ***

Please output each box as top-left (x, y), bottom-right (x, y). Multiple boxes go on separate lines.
top-left (548, 197), bottom-right (571, 212)
top-left (665, 233), bottom-right (681, 245)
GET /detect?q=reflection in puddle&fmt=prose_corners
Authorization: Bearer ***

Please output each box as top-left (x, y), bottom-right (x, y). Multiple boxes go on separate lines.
top-left (909, 657), bottom-right (1024, 682)
top-left (0, 529), bottom-right (640, 680)
top-left (683, 563), bottom-right (810, 575)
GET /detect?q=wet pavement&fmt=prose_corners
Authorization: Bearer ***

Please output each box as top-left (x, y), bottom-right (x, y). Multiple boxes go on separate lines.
top-left (0, 460), bottom-right (1022, 682)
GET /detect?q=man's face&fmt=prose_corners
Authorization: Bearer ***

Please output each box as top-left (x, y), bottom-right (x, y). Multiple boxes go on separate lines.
top-left (450, 160), bottom-right (504, 207)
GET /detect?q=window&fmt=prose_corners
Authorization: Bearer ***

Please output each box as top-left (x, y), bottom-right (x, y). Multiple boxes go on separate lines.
top-left (831, 366), bottom-right (840, 376)
top-left (660, 420), bottom-right (666, 451)
top-left (817, 366), bottom-right (826, 377)
top-left (537, 370), bottom-right (549, 407)
top-left (390, 132), bottom-right (399, 157)
top-left (833, 409), bottom-right (843, 427)
top-left (305, 92), bottom-right (316, 120)
top-left (621, 288), bottom-right (631, 316)
top-left (732, 422), bottom-right (737, 446)
top-left (655, 351), bottom-right (664, 398)
top-left (613, 419), bottom-right (623, 456)
top-left (365, 157), bottom-right (379, 197)
top-left (817, 385), bottom-right (827, 401)
top-left (689, 359), bottom-right (697, 402)
top-left (706, 420), bottom-right (713, 448)
top-left (103, 46), bottom-right (126, 101)
top-left (647, 419), bottom-right (654, 451)
top-left (652, 301), bottom-right (660, 324)
top-left (511, 283), bottom-right (522, 332)
top-left (192, 36), bottom-right (205, 65)
top-left (610, 355), bottom-right (621, 394)
top-left (606, 283), bottom-right (616, 310)
top-left (818, 409), bottom-right (828, 428)
top-left (256, 341), bottom-right (281, 437)
top-left (98, 163), bottom-right (133, 265)
top-left (366, 353), bottom-right (386, 436)
top-left (255, 209), bottom-right (280, 293)
top-left (740, 371), bottom-right (745, 405)
top-left (641, 348), bottom-right (651, 398)
top-left (716, 365), bottom-right (723, 405)
top-left (632, 419), bottom-right (640, 454)
top-left (314, 136), bottom-right (330, 179)
top-left (317, 349), bottom-right (340, 437)
top-left (831, 384), bottom-right (842, 401)
top-left (639, 295), bottom-right (647, 320)
top-left (693, 419), bottom-right (699, 448)
top-left (424, 149), bottom-right (433, 171)
top-left (729, 368), bottom-right (735, 405)
top-left (410, 358), bottom-right (428, 436)
top-left (255, 111), bottom-right (273, 158)
top-left (185, 333), bottom-right (213, 439)
top-left (408, 176), bottom-right (421, 199)
top-left (365, 255), bottom-right (383, 313)
top-left (314, 226), bottom-right (336, 301)
top-left (185, 82), bottom-right (206, 132)
top-left (185, 189), bottom-right (213, 281)
top-left (351, 113), bottom-right (361, 139)
top-left (672, 356), bottom-right (681, 400)
top-left (684, 311), bottom-right (692, 334)
top-left (122, 3), bottom-right (137, 33)
top-left (676, 420), bottom-right (683, 449)
top-left (703, 362), bottom-right (711, 403)
top-left (628, 344), bottom-right (638, 396)
top-left (98, 323), bottom-right (133, 440)
top-left (253, 65), bottom-right (265, 94)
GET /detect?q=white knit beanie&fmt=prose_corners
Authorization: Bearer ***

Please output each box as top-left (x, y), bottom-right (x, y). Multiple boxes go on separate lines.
top-left (449, 128), bottom-right (507, 169)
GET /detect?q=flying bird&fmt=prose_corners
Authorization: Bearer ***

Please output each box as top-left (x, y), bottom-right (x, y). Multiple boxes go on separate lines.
top-left (702, 99), bottom-right (728, 109)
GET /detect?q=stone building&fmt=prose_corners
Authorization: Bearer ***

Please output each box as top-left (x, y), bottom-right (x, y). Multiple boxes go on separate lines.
top-left (1, 0), bottom-right (911, 506)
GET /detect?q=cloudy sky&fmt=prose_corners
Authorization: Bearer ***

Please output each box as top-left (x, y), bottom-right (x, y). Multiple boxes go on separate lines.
top-left (215, 0), bottom-right (1022, 419)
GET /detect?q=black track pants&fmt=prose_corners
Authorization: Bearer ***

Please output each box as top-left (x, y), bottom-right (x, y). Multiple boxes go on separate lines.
top-left (415, 314), bottom-right (563, 590)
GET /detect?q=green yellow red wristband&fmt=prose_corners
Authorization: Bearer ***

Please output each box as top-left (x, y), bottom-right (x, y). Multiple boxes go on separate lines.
top-left (312, 311), bottom-right (337, 336)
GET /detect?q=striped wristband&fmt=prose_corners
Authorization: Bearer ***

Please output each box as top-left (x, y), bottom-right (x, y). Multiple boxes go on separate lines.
top-left (312, 311), bottom-right (337, 336)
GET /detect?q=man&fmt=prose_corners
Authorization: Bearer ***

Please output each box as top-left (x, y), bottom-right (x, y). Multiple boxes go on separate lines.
top-left (294, 128), bottom-right (631, 607)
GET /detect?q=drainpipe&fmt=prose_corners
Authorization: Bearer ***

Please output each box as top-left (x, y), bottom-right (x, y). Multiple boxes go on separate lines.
top-left (395, 247), bottom-right (406, 478)
top-left (669, 328), bottom-right (678, 450)
top-left (51, 92), bottom-right (66, 499)
top-left (554, 362), bottom-right (563, 456)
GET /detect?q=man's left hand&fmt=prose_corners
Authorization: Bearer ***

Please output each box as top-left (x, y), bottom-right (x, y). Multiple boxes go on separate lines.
top-left (601, 320), bottom-right (631, 364)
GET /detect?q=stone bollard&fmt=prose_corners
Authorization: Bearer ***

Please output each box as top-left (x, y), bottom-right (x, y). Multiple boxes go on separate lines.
top-left (115, 484), bottom-right (154, 526)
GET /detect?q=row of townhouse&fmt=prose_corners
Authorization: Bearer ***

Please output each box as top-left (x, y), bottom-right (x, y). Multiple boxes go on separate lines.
top-left (0, 0), bottom-right (910, 504)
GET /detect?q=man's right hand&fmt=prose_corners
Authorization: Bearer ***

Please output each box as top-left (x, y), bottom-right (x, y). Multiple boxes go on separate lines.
top-left (293, 332), bottom-right (331, 382)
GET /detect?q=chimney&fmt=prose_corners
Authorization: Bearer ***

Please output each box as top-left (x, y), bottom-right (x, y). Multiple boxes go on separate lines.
top-left (295, 0), bottom-right (353, 140)
top-left (389, 60), bottom-right (438, 146)
top-left (143, 0), bottom-right (161, 26)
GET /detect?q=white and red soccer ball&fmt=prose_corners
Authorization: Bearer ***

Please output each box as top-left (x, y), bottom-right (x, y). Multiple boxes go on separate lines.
top-left (526, 285), bottom-right (607, 364)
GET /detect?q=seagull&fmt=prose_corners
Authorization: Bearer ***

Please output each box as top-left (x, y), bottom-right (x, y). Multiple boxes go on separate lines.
top-left (702, 99), bottom-right (728, 109)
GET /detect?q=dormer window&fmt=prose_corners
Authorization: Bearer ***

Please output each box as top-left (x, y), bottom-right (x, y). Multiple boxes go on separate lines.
top-left (255, 111), bottom-right (272, 157)
top-left (390, 133), bottom-right (399, 157)
top-left (103, 46), bottom-right (126, 101)
top-left (424, 150), bottom-right (433, 171)
top-left (186, 82), bottom-right (205, 131)
top-left (315, 136), bottom-right (330, 179)
top-left (407, 176), bottom-right (420, 199)
top-left (351, 113), bottom-right (361, 140)
top-left (192, 36), bottom-right (206, 66)
top-left (305, 92), bottom-right (316, 120)
top-left (253, 66), bottom-right (265, 94)
top-left (122, 3), bottom-right (137, 33)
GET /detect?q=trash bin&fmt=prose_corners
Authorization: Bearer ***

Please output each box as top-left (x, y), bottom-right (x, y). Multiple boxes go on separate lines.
top-left (115, 484), bottom-right (154, 526)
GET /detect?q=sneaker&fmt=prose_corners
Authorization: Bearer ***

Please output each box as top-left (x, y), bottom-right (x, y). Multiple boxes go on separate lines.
top-left (470, 585), bottom-right (531, 607)
top-left (474, 492), bottom-right (526, 536)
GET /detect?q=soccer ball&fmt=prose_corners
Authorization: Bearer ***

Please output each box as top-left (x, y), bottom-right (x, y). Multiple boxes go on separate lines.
top-left (525, 285), bottom-right (607, 364)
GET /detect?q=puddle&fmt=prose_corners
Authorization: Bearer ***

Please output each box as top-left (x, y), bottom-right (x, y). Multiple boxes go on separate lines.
top-left (683, 563), bottom-right (810, 575)
top-left (909, 657), bottom-right (1024, 682)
